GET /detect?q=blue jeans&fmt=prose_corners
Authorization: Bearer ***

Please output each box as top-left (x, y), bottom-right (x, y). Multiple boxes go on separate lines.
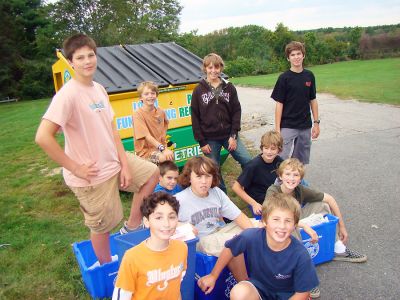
top-left (205, 136), bottom-right (251, 193)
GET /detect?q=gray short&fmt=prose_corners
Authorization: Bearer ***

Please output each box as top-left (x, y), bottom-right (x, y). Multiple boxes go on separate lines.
top-left (280, 128), bottom-right (311, 164)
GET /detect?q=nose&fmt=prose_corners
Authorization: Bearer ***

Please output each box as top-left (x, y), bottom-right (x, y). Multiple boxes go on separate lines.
top-left (162, 217), bottom-right (170, 227)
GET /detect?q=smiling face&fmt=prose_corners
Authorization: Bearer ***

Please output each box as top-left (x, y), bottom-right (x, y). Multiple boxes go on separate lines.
top-left (144, 202), bottom-right (179, 243)
top-left (265, 208), bottom-right (296, 251)
top-left (261, 144), bottom-right (280, 163)
top-left (190, 169), bottom-right (213, 198)
top-left (288, 49), bottom-right (304, 70)
top-left (69, 46), bottom-right (97, 81)
top-left (279, 166), bottom-right (302, 192)
top-left (140, 86), bottom-right (158, 110)
top-left (159, 170), bottom-right (179, 191)
top-left (205, 63), bottom-right (222, 83)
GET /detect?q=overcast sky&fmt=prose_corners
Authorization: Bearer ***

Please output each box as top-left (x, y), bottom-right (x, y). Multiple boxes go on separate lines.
top-left (178, 0), bottom-right (400, 34)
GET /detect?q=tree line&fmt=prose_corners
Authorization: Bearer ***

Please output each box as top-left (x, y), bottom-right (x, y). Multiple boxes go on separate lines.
top-left (1, 0), bottom-right (399, 100)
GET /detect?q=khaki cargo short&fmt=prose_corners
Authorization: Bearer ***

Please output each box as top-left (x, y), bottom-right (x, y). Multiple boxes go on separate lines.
top-left (70, 152), bottom-right (157, 233)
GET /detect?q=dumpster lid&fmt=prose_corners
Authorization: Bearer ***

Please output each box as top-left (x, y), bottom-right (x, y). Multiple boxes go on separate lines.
top-left (94, 46), bottom-right (169, 94)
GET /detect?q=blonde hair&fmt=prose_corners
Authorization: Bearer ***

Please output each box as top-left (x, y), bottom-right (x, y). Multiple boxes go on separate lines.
top-left (137, 81), bottom-right (159, 97)
top-left (202, 53), bottom-right (224, 73)
top-left (262, 192), bottom-right (301, 225)
top-left (285, 41), bottom-right (306, 58)
top-left (277, 158), bottom-right (305, 179)
top-left (260, 130), bottom-right (283, 152)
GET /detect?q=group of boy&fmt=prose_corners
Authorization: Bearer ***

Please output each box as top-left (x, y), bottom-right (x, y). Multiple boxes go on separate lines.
top-left (36, 33), bottom-right (366, 300)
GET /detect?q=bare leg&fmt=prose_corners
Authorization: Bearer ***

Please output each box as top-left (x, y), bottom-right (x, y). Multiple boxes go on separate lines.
top-left (126, 169), bottom-right (159, 228)
top-left (230, 281), bottom-right (259, 300)
top-left (91, 231), bottom-right (111, 264)
top-left (227, 254), bottom-right (248, 282)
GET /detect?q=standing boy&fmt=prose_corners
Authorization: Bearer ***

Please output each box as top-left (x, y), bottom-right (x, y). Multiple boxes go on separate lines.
top-left (232, 130), bottom-right (283, 217)
top-left (133, 81), bottom-right (174, 165)
top-left (113, 192), bottom-right (187, 300)
top-left (154, 161), bottom-right (183, 195)
top-left (271, 41), bottom-right (320, 164)
top-left (35, 34), bottom-right (158, 264)
top-left (191, 53), bottom-right (251, 193)
top-left (198, 193), bottom-right (319, 300)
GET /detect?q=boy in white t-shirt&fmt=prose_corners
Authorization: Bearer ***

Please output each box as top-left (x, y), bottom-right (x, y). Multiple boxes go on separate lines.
top-left (35, 34), bottom-right (158, 264)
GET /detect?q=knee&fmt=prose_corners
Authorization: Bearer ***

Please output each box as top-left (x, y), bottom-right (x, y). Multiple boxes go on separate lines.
top-left (230, 282), bottom-right (258, 300)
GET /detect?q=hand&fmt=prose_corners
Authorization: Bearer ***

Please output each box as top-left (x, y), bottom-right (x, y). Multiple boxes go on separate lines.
top-left (163, 148), bottom-right (174, 161)
top-left (198, 274), bottom-right (216, 294)
top-left (201, 144), bottom-right (212, 155)
top-left (312, 124), bottom-right (320, 139)
top-left (338, 224), bottom-right (349, 245)
top-left (309, 230), bottom-right (319, 244)
top-left (252, 202), bottom-right (263, 216)
top-left (227, 137), bottom-right (237, 152)
top-left (190, 224), bottom-right (199, 236)
top-left (72, 161), bottom-right (99, 183)
top-left (119, 164), bottom-right (132, 189)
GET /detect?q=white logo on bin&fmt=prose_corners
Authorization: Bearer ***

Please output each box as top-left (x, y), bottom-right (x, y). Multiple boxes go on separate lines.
top-left (225, 272), bottom-right (237, 298)
top-left (304, 241), bottom-right (320, 258)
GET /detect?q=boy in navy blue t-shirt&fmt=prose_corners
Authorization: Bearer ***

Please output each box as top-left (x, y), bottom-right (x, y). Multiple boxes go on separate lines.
top-left (198, 192), bottom-right (319, 300)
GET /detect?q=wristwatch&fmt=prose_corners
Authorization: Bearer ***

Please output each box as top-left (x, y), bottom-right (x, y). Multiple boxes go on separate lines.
top-left (314, 119), bottom-right (321, 124)
top-left (158, 144), bottom-right (166, 152)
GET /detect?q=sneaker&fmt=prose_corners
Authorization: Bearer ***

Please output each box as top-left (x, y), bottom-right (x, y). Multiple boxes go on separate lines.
top-left (119, 221), bottom-right (145, 235)
top-left (333, 248), bottom-right (367, 263)
top-left (310, 286), bottom-right (320, 299)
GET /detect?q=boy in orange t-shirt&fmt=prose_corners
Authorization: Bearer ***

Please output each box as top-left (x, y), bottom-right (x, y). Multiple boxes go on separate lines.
top-left (113, 192), bottom-right (188, 300)
top-left (133, 81), bottom-right (174, 165)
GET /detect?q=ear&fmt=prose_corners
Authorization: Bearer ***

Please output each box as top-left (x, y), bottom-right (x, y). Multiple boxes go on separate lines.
top-left (143, 216), bottom-right (150, 228)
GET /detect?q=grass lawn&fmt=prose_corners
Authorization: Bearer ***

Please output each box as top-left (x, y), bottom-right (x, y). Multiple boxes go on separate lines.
top-left (231, 58), bottom-right (400, 105)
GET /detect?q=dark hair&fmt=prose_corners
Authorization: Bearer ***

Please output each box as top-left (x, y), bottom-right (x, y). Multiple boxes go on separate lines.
top-left (262, 192), bottom-right (301, 225)
top-left (63, 33), bottom-right (97, 61)
top-left (285, 41), bottom-right (306, 59)
top-left (158, 160), bottom-right (179, 176)
top-left (178, 156), bottom-right (220, 188)
top-left (140, 192), bottom-right (180, 218)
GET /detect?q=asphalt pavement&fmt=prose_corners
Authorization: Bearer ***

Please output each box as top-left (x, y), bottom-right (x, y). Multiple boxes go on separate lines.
top-left (236, 86), bottom-right (400, 300)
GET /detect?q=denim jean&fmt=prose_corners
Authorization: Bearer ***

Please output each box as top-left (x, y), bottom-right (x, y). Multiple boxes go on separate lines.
top-left (205, 136), bottom-right (251, 193)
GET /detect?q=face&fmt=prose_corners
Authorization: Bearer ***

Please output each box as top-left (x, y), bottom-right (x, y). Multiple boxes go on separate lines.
top-left (265, 208), bottom-right (296, 248)
top-left (190, 169), bottom-right (213, 198)
top-left (140, 86), bottom-right (157, 108)
top-left (205, 63), bottom-right (221, 82)
top-left (261, 144), bottom-right (280, 163)
top-left (288, 50), bottom-right (304, 69)
top-left (144, 202), bottom-right (178, 241)
top-left (159, 170), bottom-right (179, 191)
top-left (279, 167), bottom-right (301, 191)
top-left (69, 46), bottom-right (97, 79)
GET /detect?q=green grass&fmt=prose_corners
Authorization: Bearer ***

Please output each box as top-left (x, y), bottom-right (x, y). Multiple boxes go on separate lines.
top-left (231, 58), bottom-right (400, 105)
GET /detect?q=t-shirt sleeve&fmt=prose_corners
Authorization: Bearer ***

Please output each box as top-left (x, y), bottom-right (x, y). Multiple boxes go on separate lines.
top-left (217, 188), bottom-right (241, 220)
top-left (43, 92), bottom-right (73, 128)
top-left (114, 252), bottom-right (137, 294)
top-left (271, 74), bottom-right (286, 103)
top-left (224, 230), bottom-right (249, 257)
top-left (310, 72), bottom-right (316, 100)
top-left (300, 185), bottom-right (324, 204)
top-left (132, 110), bottom-right (149, 140)
top-left (236, 163), bottom-right (254, 189)
top-left (293, 250), bottom-right (319, 292)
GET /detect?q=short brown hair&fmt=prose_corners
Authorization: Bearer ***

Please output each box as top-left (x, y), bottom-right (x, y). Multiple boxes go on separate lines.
top-left (140, 192), bottom-right (180, 218)
top-left (262, 192), bottom-right (301, 225)
top-left (260, 130), bottom-right (283, 152)
top-left (178, 156), bottom-right (220, 188)
top-left (137, 81), bottom-right (159, 97)
top-left (202, 53), bottom-right (224, 73)
top-left (63, 33), bottom-right (97, 61)
top-left (285, 41), bottom-right (306, 59)
top-left (159, 160), bottom-right (179, 176)
top-left (277, 158), bottom-right (305, 179)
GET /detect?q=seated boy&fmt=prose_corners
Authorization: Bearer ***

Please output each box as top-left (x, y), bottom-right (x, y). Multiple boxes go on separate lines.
top-left (198, 193), bottom-right (319, 300)
top-left (232, 130), bottom-right (283, 216)
top-left (154, 161), bottom-right (183, 195)
top-left (113, 192), bottom-right (188, 300)
top-left (133, 81), bottom-right (174, 165)
top-left (266, 158), bottom-right (367, 263)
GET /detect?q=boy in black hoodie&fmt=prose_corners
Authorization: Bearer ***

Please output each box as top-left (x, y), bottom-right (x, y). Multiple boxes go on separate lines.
top-left (191, 53), bottom-right (251, 193)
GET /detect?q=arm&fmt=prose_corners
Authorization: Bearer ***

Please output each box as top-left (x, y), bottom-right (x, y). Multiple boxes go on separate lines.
top-left (232, 181), bottom-right (262, 215)
top-left (197, 247), bottom-right (234, 294)
top-left (310, 99), bottom-right (320, 139)
top-left (112, 122), bottom-right (132, 189)
top-left (275, 101), bottom-right (283, 132)
top-left (289, 292), bottom-right (311, 300)
top-left (233, 212), bottom-right (254, 230)
top-left (323, 193), bottom-right (348, 244)
top-left (297, 221), bottom-right (318, 243)
top-left (143, 134), bottom-right (174, 161)
top-left (35, 119), bottom-right (99, 182)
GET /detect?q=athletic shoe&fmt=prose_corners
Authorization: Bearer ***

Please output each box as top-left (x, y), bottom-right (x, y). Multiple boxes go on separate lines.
top-left (310, 286), bottom-right (320, 298)
top-left (333, 248), bottom-right (367, 263)
top-left (119, 221), bottom-right (145, 234)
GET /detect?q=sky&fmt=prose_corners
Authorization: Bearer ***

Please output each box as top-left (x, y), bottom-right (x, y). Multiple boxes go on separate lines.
top-left (178, 0), bottom-right (400, 34)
